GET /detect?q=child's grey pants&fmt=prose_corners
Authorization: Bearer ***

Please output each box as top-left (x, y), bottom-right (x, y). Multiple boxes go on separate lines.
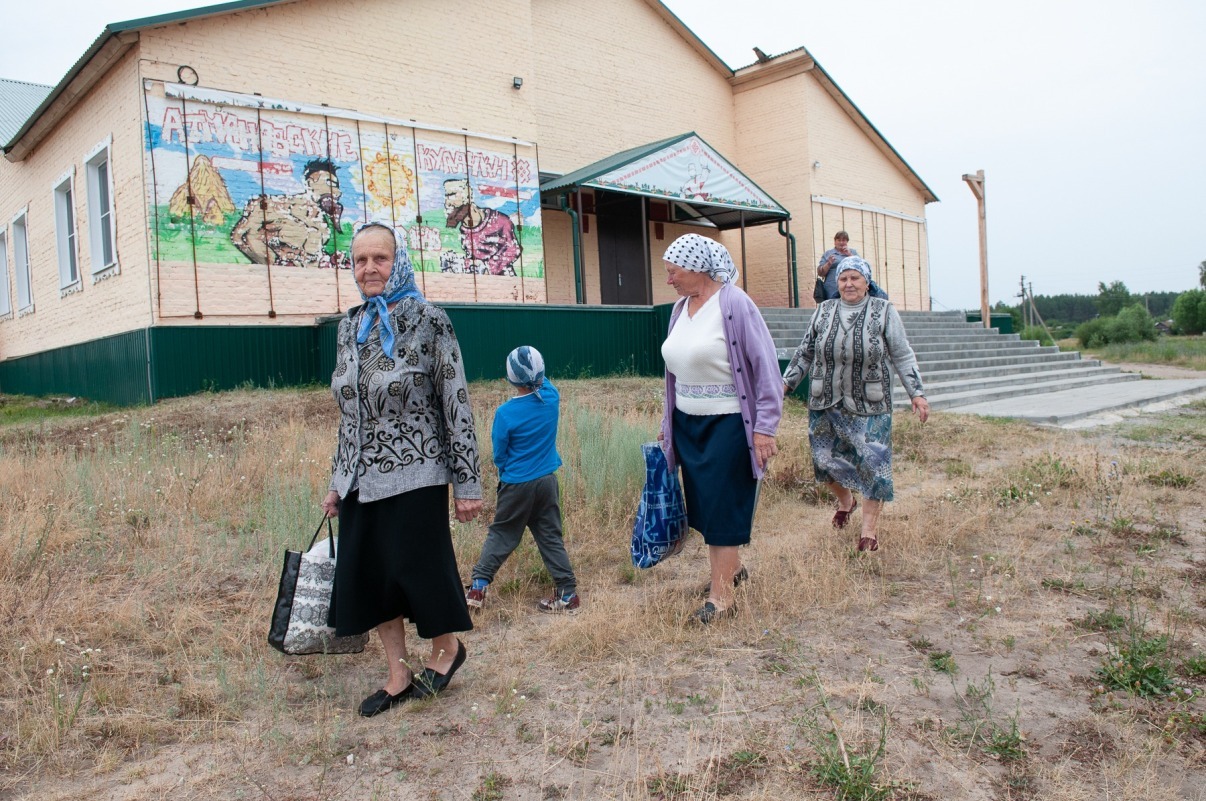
top-left (471, 473), bottom-right (577, 594)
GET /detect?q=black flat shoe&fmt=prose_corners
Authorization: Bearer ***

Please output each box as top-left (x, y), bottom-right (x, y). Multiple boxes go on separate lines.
top-left (690, 601), bottom-right (737, 625)
top-left (358, 685), bottom-right (413, 717)
top-left (411, 639), bottom-right (467, 700)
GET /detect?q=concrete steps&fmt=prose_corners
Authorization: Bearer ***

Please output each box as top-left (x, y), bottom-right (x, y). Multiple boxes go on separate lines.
top-left (762, 307), bottom-right (1144, 413)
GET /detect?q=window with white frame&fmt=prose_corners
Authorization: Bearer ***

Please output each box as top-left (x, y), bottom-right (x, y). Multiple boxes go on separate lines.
top-left (0, 231), bottom-right (11, 317)
top-left (85, 140), bottom-right (117, 276)
top-left (54, 173), bottom-right (81, 290)
top-left (12, 212), bottom-right (33, 313)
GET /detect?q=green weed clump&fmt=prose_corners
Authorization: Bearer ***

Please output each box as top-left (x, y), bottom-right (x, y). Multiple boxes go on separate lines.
top-left (946, 673), bottom-right (1027, 762)
top-left (1096, 632), bottom-right (1175, 698)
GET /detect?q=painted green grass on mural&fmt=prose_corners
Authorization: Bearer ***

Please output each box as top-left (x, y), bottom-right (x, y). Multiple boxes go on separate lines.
top-left (150, 209), bottom-right (251, 263)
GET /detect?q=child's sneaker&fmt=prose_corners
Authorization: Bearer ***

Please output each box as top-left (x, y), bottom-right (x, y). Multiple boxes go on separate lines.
top-left (537, 592), bottom-right (580, 615)
top-left (465, 586), bottom-right (486, 610)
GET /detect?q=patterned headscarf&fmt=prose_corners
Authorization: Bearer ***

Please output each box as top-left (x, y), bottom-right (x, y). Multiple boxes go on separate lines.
top-left (352, 222), bottom-right (425, 356)
top-left (836, 256), bottom-right (872, 283)
top-left (663, 233), bottom-right (738, 284)
top-left (506, 345), bottom-right (546, 395)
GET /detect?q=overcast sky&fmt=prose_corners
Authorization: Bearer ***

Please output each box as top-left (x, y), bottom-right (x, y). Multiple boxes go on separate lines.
top-left (2, 0), bottom-right (1203, 310)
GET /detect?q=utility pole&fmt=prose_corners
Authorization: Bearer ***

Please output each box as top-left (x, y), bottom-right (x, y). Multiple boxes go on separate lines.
top-left (963, 169), bottom-right (990, 329)
top-left (1019, 275), bottom-right (1028, 329)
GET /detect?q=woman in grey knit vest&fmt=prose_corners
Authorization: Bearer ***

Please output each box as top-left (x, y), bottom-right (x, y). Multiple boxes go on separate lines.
top-left (782, 257), bottom-right (930, 552)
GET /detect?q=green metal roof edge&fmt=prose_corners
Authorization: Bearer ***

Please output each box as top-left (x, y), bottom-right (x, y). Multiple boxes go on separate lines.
top-left (108, 0), bottom-right (290, 31)
top-left (3, 0), bottom-right (292, 152)
top-left (807, 54), bottom-right (939, 204)
top-left (648, 0), bottom-right (734, 76)
top-left (539, 133), bottom-right (693, 195)
top-left (577, 183), bottom-right (787, 218)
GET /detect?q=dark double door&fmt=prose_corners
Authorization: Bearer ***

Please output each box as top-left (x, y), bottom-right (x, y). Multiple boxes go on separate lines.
top-left (597, 194), bottom-right (650, 305)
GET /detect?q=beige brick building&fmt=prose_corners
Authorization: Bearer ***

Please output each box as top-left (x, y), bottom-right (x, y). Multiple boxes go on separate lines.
top-left (0, 0), bottom-right (935, 370)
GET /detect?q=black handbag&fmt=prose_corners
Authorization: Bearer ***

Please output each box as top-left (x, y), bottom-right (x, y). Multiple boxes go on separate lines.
top-left (813, 277), bottom-right (828, 304)
top-left (268, 516), bottom-right (369, 655)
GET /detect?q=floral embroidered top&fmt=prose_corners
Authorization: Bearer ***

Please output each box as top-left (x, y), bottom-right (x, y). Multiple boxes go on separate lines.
top-left (329, 299), bottom-right (482, 503)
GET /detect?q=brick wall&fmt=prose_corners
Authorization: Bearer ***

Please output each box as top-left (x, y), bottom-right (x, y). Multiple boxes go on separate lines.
top-left (803, 76), bottom-right (930, 310)
top-left (0, 49), bottom-right (151, 360)
top-left (1, 0), bottom-right (934, 365)
top-left (530, 0), bottom-right (736, 173)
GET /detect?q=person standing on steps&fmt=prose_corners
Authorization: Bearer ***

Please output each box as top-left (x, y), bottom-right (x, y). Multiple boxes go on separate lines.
top-left (816, 231), bottom-right (859, 301)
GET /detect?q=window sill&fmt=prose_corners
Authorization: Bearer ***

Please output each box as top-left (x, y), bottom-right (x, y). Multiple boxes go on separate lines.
top-left (61, 281), bottom-right (83, 298)
top-left (18, 305), bottom-right (36, 318)
top-left (92, 261), bottom-right (120, 283)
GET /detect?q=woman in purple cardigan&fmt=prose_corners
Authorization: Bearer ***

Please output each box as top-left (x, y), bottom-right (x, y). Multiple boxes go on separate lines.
top-left (658, 234), bottom-right (783, 624)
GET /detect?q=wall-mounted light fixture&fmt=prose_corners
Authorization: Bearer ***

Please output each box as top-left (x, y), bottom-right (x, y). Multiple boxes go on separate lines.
top-left (512, 76), bottom-right (523, 90)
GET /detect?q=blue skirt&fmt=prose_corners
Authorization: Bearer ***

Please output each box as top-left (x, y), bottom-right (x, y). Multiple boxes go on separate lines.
top-left (808, 407), bottom-right (894, 501)
top-left (672, 409), bottom-right (758, 546)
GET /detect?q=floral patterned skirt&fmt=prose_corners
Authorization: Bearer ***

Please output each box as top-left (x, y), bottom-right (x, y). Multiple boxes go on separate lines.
top-left (808, 407), bottom-right (894, 501)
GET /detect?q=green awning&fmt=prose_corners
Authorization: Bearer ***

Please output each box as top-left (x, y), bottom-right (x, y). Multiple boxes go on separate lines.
top-left (540, 132), bottom-right (789, 229)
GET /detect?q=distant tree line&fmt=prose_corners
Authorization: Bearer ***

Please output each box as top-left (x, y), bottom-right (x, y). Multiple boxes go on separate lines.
top-left (991, 276), bottom-right (1206, 345)
top-left (1027, 288), bottom-right (1181, 324)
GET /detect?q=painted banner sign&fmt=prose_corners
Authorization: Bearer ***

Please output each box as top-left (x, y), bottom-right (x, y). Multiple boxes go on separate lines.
top-left (589, 134), bottom-right (781, 211)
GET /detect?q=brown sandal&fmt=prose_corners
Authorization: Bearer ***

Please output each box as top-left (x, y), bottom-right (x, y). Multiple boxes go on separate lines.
top-left (857, 536), bottom-right (879, 552)
top-left (832, 499), bottom-right (858, 529)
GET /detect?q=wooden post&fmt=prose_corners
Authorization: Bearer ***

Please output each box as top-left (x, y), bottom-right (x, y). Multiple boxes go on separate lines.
top-left (962, 169), bottom-right (990, 329)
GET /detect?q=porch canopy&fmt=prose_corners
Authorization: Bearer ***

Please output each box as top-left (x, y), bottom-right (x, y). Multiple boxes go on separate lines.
top-left (540, 132), bottom-right (789, 229)
top-left (541, 133), bottom-right (797, 305)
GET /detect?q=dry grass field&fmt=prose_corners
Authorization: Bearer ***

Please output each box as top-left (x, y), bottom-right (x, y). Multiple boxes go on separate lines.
top-left (1, 378), bottom-right (1203, 801)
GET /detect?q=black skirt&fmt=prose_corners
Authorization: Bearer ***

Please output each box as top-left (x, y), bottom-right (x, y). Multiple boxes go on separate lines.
top-left (329, 484), bottom-right (473, 639)
top-left (672, 409), bottom-right (759, 546)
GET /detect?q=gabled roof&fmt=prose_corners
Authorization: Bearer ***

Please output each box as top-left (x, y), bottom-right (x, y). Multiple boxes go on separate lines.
top-left (6, 0), bottom-right (935, 205)
top-left (541, 132), bottom-right (789, 229)
top-left (0, 79), bottom-right (53, 145)
top-left (3, 0), bottom-right (295, 161)
top-left (642, 1), bottom-right (937, 204)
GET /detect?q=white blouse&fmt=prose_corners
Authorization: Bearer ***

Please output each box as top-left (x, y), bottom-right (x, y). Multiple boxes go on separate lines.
top-left (661, 293), bottom-right (741, 415)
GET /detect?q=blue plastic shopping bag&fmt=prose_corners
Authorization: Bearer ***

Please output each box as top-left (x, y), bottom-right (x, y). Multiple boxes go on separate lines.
top-left (630, 442), bottom-right (689, 569)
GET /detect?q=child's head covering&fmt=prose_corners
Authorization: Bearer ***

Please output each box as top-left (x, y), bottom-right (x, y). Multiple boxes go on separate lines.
top-left (506, 346), bottom-right (545, 392)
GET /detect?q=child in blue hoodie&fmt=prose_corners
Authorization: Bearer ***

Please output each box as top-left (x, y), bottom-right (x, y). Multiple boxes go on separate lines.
top-left (466, 346), bottom-right (580, 614)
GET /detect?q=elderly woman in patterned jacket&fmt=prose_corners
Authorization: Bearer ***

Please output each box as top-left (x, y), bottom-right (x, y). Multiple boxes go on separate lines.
top-left (321, 222), bottom-right (482, 717)
top-left (782, 256), bottom-right (929, 552)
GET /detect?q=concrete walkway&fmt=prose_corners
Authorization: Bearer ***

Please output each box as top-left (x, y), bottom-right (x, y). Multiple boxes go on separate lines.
top-left (944, 377), bottom-right (1206, 427)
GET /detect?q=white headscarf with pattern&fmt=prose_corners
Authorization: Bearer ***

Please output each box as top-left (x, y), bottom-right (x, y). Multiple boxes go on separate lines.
top-left (663, 233), bottom-right (738, 284)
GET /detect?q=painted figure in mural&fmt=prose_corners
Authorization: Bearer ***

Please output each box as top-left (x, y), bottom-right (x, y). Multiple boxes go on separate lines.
top-left (681, 162), bottom-right (711, 200)
top-left (442, 178), bottom-right (521, 276)
top-left (230, 158), bottom-right (348, 268)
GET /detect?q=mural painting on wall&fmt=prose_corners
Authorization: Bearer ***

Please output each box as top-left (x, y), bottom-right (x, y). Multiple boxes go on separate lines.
top-left (143, 85), bottom-right (543, 297)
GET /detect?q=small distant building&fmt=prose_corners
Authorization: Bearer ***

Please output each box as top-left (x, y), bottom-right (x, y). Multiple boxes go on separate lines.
top-left (0, 0), bottom-right (936, 402)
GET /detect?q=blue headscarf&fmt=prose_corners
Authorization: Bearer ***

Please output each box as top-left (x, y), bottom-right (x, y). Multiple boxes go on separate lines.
top-left (506, 346), bottom-right (546, 399)
top-left (353, 222), bottom-right (425, 356)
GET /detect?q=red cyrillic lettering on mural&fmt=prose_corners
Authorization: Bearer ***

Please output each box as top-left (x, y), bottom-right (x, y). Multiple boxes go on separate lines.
top-left (160, 105), bottom-right (355, 161)
top-left (416, 144), bottom-right (532, 184)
